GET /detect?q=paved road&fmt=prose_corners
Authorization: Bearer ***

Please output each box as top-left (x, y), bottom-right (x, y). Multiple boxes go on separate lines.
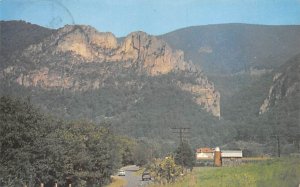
top-left (118, 165), bottom-right (152, 187)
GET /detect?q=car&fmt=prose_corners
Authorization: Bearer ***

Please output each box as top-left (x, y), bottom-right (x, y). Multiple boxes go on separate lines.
top-left (142, 171), bottom-right (151, 181)
top-left (117, 170), bottom-right (125, 176)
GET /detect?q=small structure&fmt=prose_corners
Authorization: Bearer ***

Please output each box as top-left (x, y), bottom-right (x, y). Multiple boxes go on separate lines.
top-left (221, 150), bottom-right (243, 166)
top-left (195, 147), bottom-right (214, 166)
top-left (196, 147), bottom-right (214, 160)
top-left (214, 147), bottom-right (222, 167)
top-left (196, 147), bottom-right (243, 166)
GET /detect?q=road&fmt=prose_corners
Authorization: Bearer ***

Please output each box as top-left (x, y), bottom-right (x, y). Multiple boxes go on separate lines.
top-left (118, 165), bottom-right (152, 187)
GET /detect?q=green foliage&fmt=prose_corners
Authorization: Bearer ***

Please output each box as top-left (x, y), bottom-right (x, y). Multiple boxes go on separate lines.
top-left (1, 22), bottom-right (300, 162)
top-left (118, 136), bottom-right (137, 166)
top-left (174, 141), bottom-right (195, 169)
top-left (0, 96), bottom-right (121, 186)
top-left (160, 24), bottom-right (300, 74)
top-left (56, 121), bottom-right (120, 186)
top-left (0, 21), bottom-right (53, 63)
top-left (161, 24), bottom-right (300, 156)
top-left (132, 140), bottom-right (158, 166)
top-left (149, 156), bottom-right (182, 184)
top-left (220, 73), bottom-right (273, 123)
top-left (0, 71), bottom-right (231, 151)
top-left (0, 96), bottom-right (54, 186)
top-left (133, 142), bottom-right (150, 166)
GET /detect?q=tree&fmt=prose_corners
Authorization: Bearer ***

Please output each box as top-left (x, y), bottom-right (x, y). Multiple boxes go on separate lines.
top-left (56, 120), bottom-right (120, 186)
top-left (174, 141), bottom-right (195, 171)
top-left (0, 96), bottom-right (51, 186)
top-left (133, 141), bottom-right (150, 166)
top-left (118, 136), bottom-right (137, 166)
top-left (150, 156), bottom-right (181, 184)
top-left (0, 96), bottom-right (121, 186)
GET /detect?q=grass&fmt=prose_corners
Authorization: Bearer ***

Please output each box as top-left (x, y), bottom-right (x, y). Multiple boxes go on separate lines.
top-left (105, 176), bottom-right (127, 187)
top-left (149, 157), bottom-right (300, 187)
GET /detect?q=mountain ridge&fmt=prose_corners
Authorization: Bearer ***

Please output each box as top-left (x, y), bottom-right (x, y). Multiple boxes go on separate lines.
top-left (1, 21), bottom-right (299, 153)
top-left (0, 21), bottom-right (220, 117)
top-left (260, 53), bottom-right (300, 114)
top-left (159, 23), bottom-right (300, 74)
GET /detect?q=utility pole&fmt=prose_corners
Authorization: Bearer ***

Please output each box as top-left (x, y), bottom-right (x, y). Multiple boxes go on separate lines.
top-left (172, 127), bottom-right (190, 145)
top-left (172, 127), bottom-right (190, 173)
top-left (271, 135), bottom-right (282, 157)
top-left (276, 135), bottom-right (280, 157)
top-left (272, 112), bottom-right (282, 157)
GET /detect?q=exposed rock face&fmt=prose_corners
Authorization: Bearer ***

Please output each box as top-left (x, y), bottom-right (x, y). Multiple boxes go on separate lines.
top-left (1, 24), bottom-right (220, 117)
top-left (55, 25), bottom-right (118, 59)
top-left (119, 32), bottom-right (188, 75)
top-left (177, 81), bottom-right (220, 117)
top-left (259, 54), bottom-right (300, 114)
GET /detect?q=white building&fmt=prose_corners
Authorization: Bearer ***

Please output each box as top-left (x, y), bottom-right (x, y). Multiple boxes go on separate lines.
top-left (221, 150), bottom-right (243, 166)
top-left (221, 150), bottom-right (243, 158)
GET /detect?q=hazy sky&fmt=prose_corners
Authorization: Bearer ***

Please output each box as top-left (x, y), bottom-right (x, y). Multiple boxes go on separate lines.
top-left (1, 0), bottom-right (300, 36)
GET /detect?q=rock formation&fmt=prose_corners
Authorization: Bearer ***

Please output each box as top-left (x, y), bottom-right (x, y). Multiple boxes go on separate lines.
top-left (1, 24), bottom-right (220, 117)
top-left (259, 54), bottom-right (300, 114)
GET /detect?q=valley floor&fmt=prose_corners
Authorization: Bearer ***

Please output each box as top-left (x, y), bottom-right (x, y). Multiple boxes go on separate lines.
top-left (149, 157), bottom-right (300, 187)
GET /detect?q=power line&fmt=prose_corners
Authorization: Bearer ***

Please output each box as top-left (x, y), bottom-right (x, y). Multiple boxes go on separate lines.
top-left (171, 127), bottom-right (190, 145)
top-left (171, 127), bottom-right (190, 173)
top-left (270, 135), bottom-right (281, 157)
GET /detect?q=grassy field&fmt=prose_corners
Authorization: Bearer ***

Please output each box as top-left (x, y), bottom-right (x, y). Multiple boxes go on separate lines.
top-left (105, 176), bottom-right (127, 187)
top-left (149, 157), bottom-right (300, 187)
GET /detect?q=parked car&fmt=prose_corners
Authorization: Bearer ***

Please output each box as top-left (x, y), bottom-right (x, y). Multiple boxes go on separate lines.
top-left (118, 170), bottom-right (125, 176)
top-left (142, 171), bottom-right (151, 181)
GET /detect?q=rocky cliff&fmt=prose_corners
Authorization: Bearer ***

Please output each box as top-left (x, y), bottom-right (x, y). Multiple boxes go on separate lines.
top-left (259, 54), bottom-right (300, 114)
top-left (1, 23), bottom-right (220, 117)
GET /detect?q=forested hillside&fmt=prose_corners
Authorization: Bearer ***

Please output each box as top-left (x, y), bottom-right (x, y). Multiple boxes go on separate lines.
top-left (0, 21), bottom-right (226, 151)
top-left (0, 21), bottom-right (299, 158)
top-left (0, 21), bottom-right (54, 67)
top-left (160, 24), bottom-right (300, 74)
top-left (159, 24), bottom-right (300, 154)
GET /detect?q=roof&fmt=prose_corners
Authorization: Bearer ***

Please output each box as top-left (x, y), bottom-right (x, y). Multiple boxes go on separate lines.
top-left (221, 150), bottom-right (243, 158)
top-left (196, 147), bottom-right (214, 153)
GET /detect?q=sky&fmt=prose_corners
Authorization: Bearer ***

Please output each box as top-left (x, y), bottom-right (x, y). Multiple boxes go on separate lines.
top-left (1, 0), bottom-right (300, 37)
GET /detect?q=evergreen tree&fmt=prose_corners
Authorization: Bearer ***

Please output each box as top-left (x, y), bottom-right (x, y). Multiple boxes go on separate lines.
top-left (174, 141), bottom-right (195, 170)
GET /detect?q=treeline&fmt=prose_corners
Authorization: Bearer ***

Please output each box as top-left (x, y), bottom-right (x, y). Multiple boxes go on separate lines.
top-left (0, 96), bottom-right (152, 187)
top-left (221, 72), bottom-right (300, 155)
top-left (0, 74), bottom-right (235, 152)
